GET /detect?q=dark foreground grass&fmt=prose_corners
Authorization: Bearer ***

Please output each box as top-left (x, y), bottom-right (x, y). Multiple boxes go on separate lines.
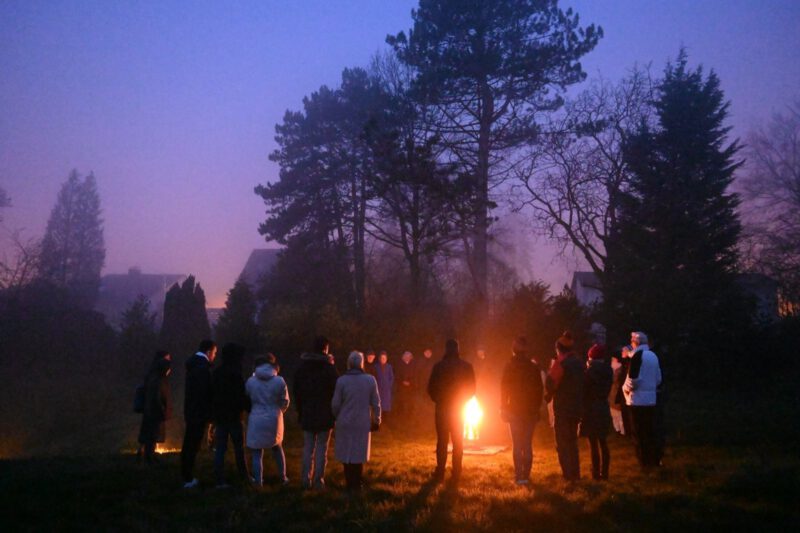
top-left (2, 389), bottom-right (799, 532)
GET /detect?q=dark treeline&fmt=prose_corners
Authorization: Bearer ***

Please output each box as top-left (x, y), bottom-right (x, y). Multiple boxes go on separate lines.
top-left (252, 1), bottom-right (798, 384)
top-left (1, 0), bottom-right (799, 457)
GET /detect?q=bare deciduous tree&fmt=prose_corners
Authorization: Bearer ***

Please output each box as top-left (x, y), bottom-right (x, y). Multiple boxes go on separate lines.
top-left (0, 230), bottom-right (41, 291)
top-left (513, 68), bottom-right (654, 278)
top-left (740, 100), bottom-right (800, 314)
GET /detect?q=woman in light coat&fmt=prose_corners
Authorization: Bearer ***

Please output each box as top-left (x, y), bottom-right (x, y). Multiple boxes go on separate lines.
top-left (331, 351), bottom-right (381, 493)
top-left (245, 354), bottom-right (290, 486)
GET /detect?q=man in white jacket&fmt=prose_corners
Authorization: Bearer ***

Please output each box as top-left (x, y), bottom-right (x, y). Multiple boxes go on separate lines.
top-left (622, 331), bottom-right (662, 468)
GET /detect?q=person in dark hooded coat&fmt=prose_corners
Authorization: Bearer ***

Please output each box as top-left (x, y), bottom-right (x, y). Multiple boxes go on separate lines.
top-left (138, 351), bottom-right (172, 463)
top-left (211, 342), bottom-right (249, 487)
top-left (427, 338), bottom-right (475, 483)
top-left (581, 344), bottom-right (613, 480)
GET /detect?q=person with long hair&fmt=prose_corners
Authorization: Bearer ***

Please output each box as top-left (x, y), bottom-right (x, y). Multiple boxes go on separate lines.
top-left (138, 351), bottom-right (172, 464)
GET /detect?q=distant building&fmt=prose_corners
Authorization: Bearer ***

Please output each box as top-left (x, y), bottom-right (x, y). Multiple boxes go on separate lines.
top-left (95, 268), bottom-right (186, 328)
top-left (570, 271), bottom-right (603, 308)
top-left (239, 248), bottom-right (281, 289)
top-left (569, 270), bottom-right (779, 323)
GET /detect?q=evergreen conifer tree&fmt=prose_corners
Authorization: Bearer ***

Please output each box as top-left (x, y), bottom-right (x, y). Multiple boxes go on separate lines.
top-left (604, 51), bottom-right (747, 373)
top-left (159, 275), bottom-right (211, 359)
top-left (39, 170), bottom-right (105, 308)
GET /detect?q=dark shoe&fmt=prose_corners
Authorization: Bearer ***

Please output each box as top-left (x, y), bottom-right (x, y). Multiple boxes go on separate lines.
top-left (431, 469), bottom-right (445, 483)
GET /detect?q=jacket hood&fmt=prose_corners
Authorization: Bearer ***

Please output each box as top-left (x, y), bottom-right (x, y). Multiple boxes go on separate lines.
top-left (300, 352), bottom-right (329, 362)
top-left (255, 364), bottom-right (277, 380)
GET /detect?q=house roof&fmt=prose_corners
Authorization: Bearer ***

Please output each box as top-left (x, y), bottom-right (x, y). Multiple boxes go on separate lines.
top-left (571, 271), bottom-right (601, 291)
top-left (239, 249), bottom-right (281, 288)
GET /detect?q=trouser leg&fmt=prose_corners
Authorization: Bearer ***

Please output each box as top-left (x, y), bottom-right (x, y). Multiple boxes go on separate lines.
top-left (229, 422), bottom-right (247, 478)
top-left (449, 413), bottom-right (463, 478)
top-left (555, 416), bottom-right (579, 480)
top-left (588, 436), bottom-right (600, 479)
top-left (302, 431), bottom-right (315, 486)
top-left (272, 444), bottom-right (287, 482)
top-left (181, 421), bottom-right (207, 483)
top-left (434, 409), bottom-right (448, 475)
top-left (313, 430), bottom-right (330, 486)
top-left (252, 449), bottom-right (263, 486)
top-left (213, 424), bottom-right (230, 484)
top-left (600, 436), bottom-right (610, 478)
top-left (144, 442), bottom-right (156, 463)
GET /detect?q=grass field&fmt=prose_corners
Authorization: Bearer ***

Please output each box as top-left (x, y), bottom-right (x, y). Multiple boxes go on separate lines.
top-left (2, 387), bottom-right (799, 532)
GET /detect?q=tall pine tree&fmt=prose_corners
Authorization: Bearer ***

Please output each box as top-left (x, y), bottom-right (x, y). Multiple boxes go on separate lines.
top-left (159, 275), bottom-right (211, 359)
top-left (604, 51), bottom-right (747, 374)
top-left (39, 170), bottom-right (105, 308)
top-left (388, 0), bottom-right (602, 305)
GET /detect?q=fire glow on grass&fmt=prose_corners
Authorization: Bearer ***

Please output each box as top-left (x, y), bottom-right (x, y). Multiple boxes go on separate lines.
top-left (463, 395), bottom-right (483, 441)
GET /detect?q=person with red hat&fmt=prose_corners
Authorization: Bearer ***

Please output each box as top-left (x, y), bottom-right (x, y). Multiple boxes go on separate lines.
top-left (581, 344), bottom-right (613, 480)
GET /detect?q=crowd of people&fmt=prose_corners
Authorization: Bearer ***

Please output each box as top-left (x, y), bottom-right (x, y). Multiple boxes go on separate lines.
top-left (135, 329), bottom-right (664, 491)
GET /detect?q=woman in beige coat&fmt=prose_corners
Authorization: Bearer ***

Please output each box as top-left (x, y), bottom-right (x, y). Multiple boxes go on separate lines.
top-left (331, 351), bottom-right (381, 493)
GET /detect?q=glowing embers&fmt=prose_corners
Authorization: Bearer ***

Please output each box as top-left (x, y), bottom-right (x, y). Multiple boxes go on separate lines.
top-left (463, 395), bottom-right (483, 441)
top-left (155, 444), bottom-right (180, 454)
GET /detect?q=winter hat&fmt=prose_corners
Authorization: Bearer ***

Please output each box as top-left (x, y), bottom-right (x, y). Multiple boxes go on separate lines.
top-left (588, 344), bottom-right (607, 360)
top-left (555, 331), bottom-right (575, 352)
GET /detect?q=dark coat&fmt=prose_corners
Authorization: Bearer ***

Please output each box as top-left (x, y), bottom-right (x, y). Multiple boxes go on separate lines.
top-left (375, 363), bottom-right (394, 411)
top-left (294, 352), bottom-right (339, 432)
top-left (138, 365), bottom-right (171, 444)
top-left (184, 354), bottom-right (213, 424)
top-left (581, 359), bottom-right (613, 438)
top-left (428, 354), bottom-right (476, 413)
top-left (212, 365), bottom-right (247, 426)
top-left (396, 360), bottom-right (417, 393)
top-left (500, 354), bottom-right (543, 424)
top-left (415, 356), bottom-right (435, 395)
top-left (545, 353), bottom-right (584, 419)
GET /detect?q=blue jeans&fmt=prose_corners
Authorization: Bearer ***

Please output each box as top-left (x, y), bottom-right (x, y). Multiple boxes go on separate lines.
top-left (508, 419), bottom-right (536, 481)
top-left (213, 421), bottom-right (247, 484)
top-left (302, 430), bottom-right (331, 487)
top-left (252, 445), bottom-right (287, 485)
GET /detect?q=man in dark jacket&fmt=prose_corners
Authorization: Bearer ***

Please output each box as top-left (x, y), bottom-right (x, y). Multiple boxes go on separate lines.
top-left (500, 336), bottom-right (543, 485)
top-left (545, 331), bottom-right (583, 481)
top-left (181, 339), bottom-right (217, 488)
top-left (294, 335), bottom-right (339, 489)
top-left (211, 343), bottom-right (248, 488)
top-left (428, 338), bottom-right (476, 483)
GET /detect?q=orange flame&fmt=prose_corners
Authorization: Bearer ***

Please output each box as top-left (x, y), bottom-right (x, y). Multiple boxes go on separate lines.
top-left (463, 396), bottom-right (483, 441)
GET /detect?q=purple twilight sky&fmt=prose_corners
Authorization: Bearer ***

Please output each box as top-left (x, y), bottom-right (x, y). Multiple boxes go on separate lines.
top-left (1, 0), bottom-right (798, 307)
